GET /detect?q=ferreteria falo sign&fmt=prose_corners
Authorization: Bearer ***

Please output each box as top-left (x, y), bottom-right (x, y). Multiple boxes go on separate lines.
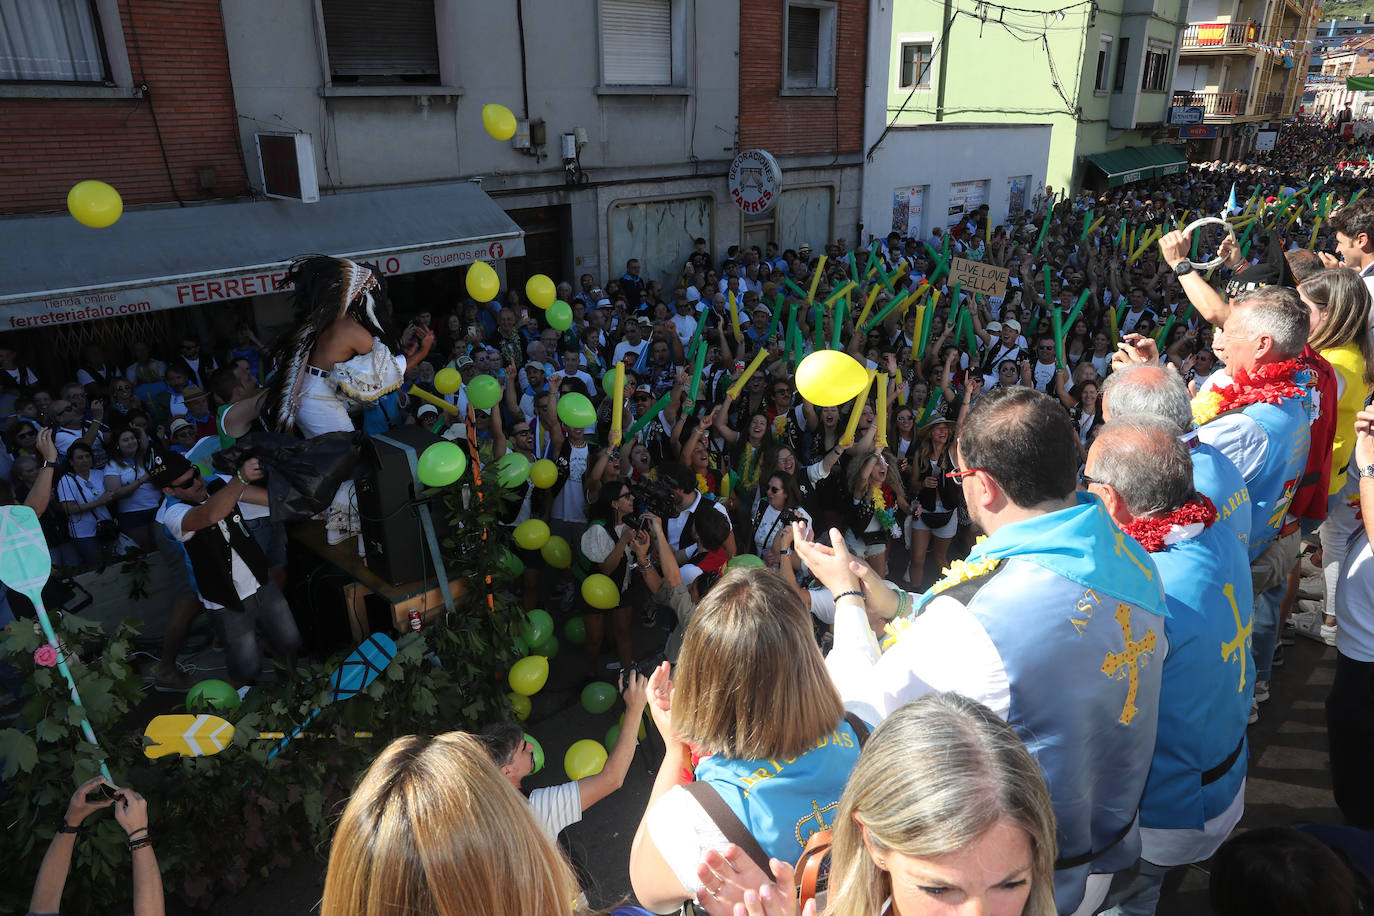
top-left (728, 150), bottom-right (782, 215)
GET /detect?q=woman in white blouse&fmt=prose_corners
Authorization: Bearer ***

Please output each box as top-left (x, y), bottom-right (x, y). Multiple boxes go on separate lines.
top-left (56, 441), bottom-right (115, 568)
top-left (103, 427), bottom-right (161, 550)
top-left (753, 471), bottom-right (812, 573)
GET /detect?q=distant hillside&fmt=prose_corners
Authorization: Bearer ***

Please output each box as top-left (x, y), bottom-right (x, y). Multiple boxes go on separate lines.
top-left (1318, 2), bottom-right (1374, 31)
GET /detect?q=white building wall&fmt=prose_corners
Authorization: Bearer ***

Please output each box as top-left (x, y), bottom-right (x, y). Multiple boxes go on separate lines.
top-left (860, 124), bottom-right (1053, 243)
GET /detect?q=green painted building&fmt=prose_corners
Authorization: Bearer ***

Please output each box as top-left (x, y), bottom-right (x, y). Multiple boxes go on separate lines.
top-left (876, 0), bottom-right (1189, 193)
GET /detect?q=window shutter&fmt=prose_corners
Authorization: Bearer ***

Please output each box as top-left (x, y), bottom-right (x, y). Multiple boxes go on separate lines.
top-left (787, 6), bottom-right (820, 86)
top-left (603, 0), bottom-right (672, 86)
top-left (0, 0), bottom-right (106, 82)
top-left (322, 0), bottom-right (439, 82)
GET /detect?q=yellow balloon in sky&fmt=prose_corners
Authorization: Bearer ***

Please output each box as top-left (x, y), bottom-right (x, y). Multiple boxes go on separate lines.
top-left (482, 103), bottom-right (517, 141)
top-left (526, 274), bottom-right (556, 310)
top-left (795, 351), bottom-right (870, 407)
top-left (67, 180), bottom-right (123, 228)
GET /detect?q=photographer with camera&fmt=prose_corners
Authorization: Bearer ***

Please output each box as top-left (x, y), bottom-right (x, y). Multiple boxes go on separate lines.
top-left (753, 471), bottom-right (811, 574)
top-left (27, 777), bottom-right (165, 916)
top-left (576, 479), bottom-right (639, 677)
top-left (150, 449), bottom-right (300, 687)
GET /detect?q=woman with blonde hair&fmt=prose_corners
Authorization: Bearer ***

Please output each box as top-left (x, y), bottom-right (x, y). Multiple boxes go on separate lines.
top-left (321, 731), bottom-right (591, 916)
top-left (696, 693), bottom-right (1058, 916)
top-left (843, 448), bottom-right (908, 579)
top-left (1299, 267), bottom-right (1374, 645)
top-left (630, 568), bottom-right (865, 914)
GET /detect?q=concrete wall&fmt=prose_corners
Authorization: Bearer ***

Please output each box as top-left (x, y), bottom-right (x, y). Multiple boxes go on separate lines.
top-left (860, 123), bottom-right (1052, 241)
top-left (220, 0), bottom-right (740, 195)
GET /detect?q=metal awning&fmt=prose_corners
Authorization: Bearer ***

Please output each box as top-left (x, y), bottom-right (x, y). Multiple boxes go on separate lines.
top-left (1085, 145), bottom-right (1189, 187)
top-left (0, 182), bottom-right (524, 329)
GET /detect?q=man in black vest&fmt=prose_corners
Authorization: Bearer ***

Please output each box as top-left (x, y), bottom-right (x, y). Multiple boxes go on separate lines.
top-left (150, 451), bottom-right (300, 686)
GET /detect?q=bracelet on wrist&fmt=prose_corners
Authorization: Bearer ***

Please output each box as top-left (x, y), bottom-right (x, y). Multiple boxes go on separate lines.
top-left (236, 469), bottom-right (249, 485)
top-left (58, 820), bottom-right (80, 834)
top-left (834, 589), bottom-right (864, 604)
top-left (128, 836), bottom-right (153, 852)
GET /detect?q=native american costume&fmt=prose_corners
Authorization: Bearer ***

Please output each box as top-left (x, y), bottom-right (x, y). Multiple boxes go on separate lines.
top-left (266, 256), bottom-right (406, 543)
top-left (268, 256), bottom-right (406, 437)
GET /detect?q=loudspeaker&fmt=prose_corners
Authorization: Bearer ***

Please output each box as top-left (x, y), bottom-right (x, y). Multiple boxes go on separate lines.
top-left (356, 427), bottom-right (449, 586)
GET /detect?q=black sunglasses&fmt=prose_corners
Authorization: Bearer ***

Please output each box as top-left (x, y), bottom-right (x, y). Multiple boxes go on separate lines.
top-left (171, 467), bottom-right (203, 489)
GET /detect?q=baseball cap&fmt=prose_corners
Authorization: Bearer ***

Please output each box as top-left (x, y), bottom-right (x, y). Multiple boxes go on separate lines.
top-left (1003, 319), bottom-right (1022, 332)
top-left (417, 403), bottom-right (440, 419)
top-left (636, 316), bottom-right (653, 326)
top-left (169, 418), bottom-right (194, 436)
top-left (455, 356), bottom-right (474, 368)
top-left (986, 321), bottom-right (1002, 333)
top-left (147, 449), bottom-right (193, 487)
top-left (685, 288), bottom-right (701, 303)
top-left (633, 384), bottom-right (653, 395)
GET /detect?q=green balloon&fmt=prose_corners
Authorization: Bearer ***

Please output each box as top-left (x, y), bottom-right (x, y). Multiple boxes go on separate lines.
top-left (512, 634), bottom-right (529, 654)
top-left (187, 678), bottom-right (239, 712)
top-left (557, 392), bottom-right (596, 429)
top-left (601, 370), bottom-right (622, 398)
top-left (604, 722), bottom-right (622, 752)
top-left (580, 680), bottom-right (618, 715)
top-left (525, 732), bottom-right (545, 774)
top-left (727, 553), bottom-right (766, 569)
top-left (497, 548), bottom-right (525, 579)
top-left (521, 609), bottom-right (554, 647)
top-left (417, 441), bottom-right (467, 487)
top-left (547, 300), bottom-right (573, 331)
top-left (496, 451), bottom-right (531, 488)
top-left (467, 374), bottom-right (502, 411)
top-left (564, 616), bottom-right (586, 644)
top-left (533, 635), bottom-right (559, 658)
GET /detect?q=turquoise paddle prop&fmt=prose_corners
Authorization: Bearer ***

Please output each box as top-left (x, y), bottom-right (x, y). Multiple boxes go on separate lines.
top-left (0, 506), bottom-right (114, 783)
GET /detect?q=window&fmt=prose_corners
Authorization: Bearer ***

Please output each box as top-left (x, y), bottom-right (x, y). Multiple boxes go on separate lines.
top-left (321, 0), bottom-right (439, 85)
top-left (783, 1), bottom-right (836, 91)
top-left (1094, 35), bottom-right (1114, 93)
top-left (0, 0), bottom-right (107, 82)
top-left (1113, 37), bottom-right (1130, 92)
top-left (900, 42), bottom-right (933, 89)
top-left (603, 0), bottom-right (672, 86)
top-left (1141, 42), bottom-right (1171, 92)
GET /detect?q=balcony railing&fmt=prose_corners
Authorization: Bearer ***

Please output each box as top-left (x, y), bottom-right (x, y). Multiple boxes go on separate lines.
top-left (1172, 90), bottom-right (1250, 117)
top-left (1180, 21), bottom-right (1257, 49)
top-left (1257, 92), bottom-right (1286, 115)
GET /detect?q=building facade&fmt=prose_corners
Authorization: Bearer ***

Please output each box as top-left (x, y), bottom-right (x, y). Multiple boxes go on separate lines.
top-left (1170, 0), bottom-right (1319, 158)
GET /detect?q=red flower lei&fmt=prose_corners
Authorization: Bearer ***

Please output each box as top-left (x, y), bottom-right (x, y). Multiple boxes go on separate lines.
top-left (1194, 359), bottom-right (1306, 425)
top-left (1120, 495), bottom-right (1218, 553)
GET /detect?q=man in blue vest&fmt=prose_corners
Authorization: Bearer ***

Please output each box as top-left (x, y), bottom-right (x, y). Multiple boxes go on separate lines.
top-left (799, 387), bottom-right (1169, 916)
top-left (1100, 364), bottom-right (1251, 551)
top-left (1194, 286), bottom-right (1312, 724)
top-left (1086, 421), bottom-right (1254, 916)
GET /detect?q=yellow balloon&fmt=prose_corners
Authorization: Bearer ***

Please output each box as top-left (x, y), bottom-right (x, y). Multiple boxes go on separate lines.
top-left (509, 655), bottom-right (549, 696)
top-left (526, 274), bottom-right (556, 310)
top-left (67, 180), bottom-right (123, 229)
top-left (795, 351), bottom-right (870, 407)
top-left (540, 535), bottom-right (571, 569)
top-left (434, 367), bottom-right (461, 395)
top-left (466, 260), bottom-right (500, 303)
top-left (514, 519), bottom-right (551, 551)
top-left (529, 459), bottom-right (558, 489)
top-left (564, 738), bottom-right (608, 780)
top-left (581, 573), bottom-right (620, 610)
top-left (482, 103), bottom-right (518, 141)
top-left (509, 692), bottom-right (531, 721)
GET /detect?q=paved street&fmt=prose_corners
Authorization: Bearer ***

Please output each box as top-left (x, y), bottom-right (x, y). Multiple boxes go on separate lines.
top-left (203, 613), bottom-right (1344, 915)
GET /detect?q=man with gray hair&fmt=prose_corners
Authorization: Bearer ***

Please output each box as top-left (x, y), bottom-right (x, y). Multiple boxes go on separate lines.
top-left (1101, 364), bottom-right (1250, 549)
top-left (1086, 420), bottom-right (1253, 916)
top-left (1193, 285), bottom-right (1313, 723)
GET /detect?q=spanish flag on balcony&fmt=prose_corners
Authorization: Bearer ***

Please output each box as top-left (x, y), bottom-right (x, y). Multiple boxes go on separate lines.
top-left (1198, 23), bottom-right (1226, 45)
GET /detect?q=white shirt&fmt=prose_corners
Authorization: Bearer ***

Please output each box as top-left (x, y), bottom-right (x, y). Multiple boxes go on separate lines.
top-left (753, 503), bottom-right (812, 560)
top-left (667, 491), bottom-right (732, 552)
top-left (552, 443), bottom-right (589, 524)
top-left (1337, 529), bottom-right (1374, 663)
top-left (104, 461), bottom-right (162, 513)
top-left (57, 470), bottom-right (113, 538)
top-left (613, 339), bottom-right (648, 366)
top-left (157, 481), bottom-right (262, 610)
top-left (672, 310), bottom-right (700, 346)
top-left (528, 781), bottom-right (583, 840)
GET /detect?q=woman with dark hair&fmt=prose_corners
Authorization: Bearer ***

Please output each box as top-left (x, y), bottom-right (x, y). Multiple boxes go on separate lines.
top-left (104, 427), bottom-right (160, 550)
top-left (888, 404), bottom-right (919, 470)
top-left (752, 471), bottom-right (811, 570)
top-left (1208, 826), bottom-right (1374, 916)
top-left (55, 441), bottom-right (115, 568)
top-left (577, 479), bottom-right (638, 677)
top-left (713, 395), bottom-right (770, 502)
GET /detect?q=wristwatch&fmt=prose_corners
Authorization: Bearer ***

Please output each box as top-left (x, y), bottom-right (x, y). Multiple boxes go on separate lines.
top-left (1360, 463), bottom-right (1374, 480)
top-left (39, 460), bottom-right (56, 470)
top-left (1172, 261), bottom-right (1195, 278)
top-left (58, 821), bottom-right (80, 834)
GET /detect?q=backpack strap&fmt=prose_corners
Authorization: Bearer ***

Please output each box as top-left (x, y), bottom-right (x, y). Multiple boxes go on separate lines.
top-left (843, 712), bottom-right (870, 748)
top-left (682, 781), bottom-right (771, 873)
top-left (795, 828), bottom-right (833, 912)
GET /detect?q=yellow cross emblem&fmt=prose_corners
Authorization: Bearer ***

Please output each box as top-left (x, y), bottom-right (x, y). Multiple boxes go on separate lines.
top-left (1218, 582), bottom-right (1251, 693)
top-left (1113, 531), bottom-right (1154, 582)
top-left (1100, 603), bottom-right (1157, 726)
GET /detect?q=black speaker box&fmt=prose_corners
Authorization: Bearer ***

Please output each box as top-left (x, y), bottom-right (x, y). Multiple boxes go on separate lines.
top-left (356, 427), bottom-right (450, 586)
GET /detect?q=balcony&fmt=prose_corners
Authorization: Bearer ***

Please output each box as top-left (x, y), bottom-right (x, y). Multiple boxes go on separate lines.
top-left (1180, 21), bottom-right (1257, 51)
top-left (1257, 91), bottom-right (1286, 115)
top-left (1172, 90), bottom-right (1249, 118)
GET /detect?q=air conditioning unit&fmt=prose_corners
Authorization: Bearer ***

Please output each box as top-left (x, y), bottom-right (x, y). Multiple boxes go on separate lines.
top-left (255, 132), bottom-right (320, 203)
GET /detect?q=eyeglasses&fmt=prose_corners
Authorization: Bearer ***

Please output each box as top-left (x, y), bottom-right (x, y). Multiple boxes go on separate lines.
top-left (946, 467), bottom-right (986, 483)
top-left (1037, 344), bottom-right (1056, 352)
top-left (513, 428), bottom-right (533, 436)
top-left (170, 467), bottom-right (202, 489)
top-left (1079, 471), bottom-right (1108, 487)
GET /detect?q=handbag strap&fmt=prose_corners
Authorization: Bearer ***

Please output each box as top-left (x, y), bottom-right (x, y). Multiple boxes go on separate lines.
top-left (843, 711), bottom-right (870, 747)
top-left (683, 781), bottom-right (772, 873)
top-left (796, 828), bottom-right (833, 911)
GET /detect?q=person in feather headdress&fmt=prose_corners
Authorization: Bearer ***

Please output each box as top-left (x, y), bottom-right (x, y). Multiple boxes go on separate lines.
top-left (267, 256), bottom-right (433, 436)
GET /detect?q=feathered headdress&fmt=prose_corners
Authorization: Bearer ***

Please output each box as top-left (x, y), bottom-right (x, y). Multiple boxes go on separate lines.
top-left (266, 256), bottom-right (383, 432)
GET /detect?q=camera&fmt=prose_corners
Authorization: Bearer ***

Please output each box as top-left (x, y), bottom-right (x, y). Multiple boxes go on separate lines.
top-left (629, 476), bottom-right (678, 521)
top-left (778, 507), bottom-right (803, 526)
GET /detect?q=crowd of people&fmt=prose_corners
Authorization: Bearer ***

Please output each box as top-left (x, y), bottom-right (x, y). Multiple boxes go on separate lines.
top-left (11, 117), bottom-right (1374, 914)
